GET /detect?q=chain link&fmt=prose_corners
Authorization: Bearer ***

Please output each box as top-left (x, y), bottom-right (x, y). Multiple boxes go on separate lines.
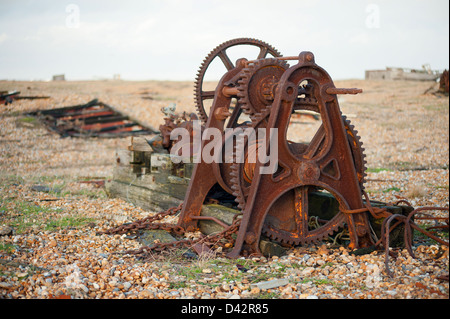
top-left (97, 203), bottom-right (184, 236)
top-left (100, 190), bottom-right (448, 277)
top-left (98, 203), bottom-right (242, 259)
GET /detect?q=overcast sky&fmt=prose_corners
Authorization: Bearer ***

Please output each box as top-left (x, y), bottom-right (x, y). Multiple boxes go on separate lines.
top-left (0, 0), bottom-right (448, 81)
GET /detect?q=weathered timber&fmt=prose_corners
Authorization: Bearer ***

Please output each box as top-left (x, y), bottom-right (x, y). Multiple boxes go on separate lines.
top-left (128, 136), bottom-right (153, 152)
top-left (106, 150), bottom-right (192, 211)
top-left (105, 179), bottom-right (183, 212)
top-left (107, 165), bottom-right (189, 200)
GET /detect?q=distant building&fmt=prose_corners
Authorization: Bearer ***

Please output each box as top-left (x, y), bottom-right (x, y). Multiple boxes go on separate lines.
top-left (365, 66), bottom-right (440, 81)
top-left (52, 74), bottom-right (66, 81)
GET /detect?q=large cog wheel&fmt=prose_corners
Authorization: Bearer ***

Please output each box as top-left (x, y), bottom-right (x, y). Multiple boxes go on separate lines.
top-left (194, 38), bottom-right (282, 124)
top-left (229, 111), bottom-right (367, 245)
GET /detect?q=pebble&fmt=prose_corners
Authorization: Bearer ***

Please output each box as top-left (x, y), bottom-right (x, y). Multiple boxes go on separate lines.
top-left (0, 225), bottom-right (13, 236)
top-left (251, 278), bottom-right (289, 290)
top-left (0, 282), bottom-right (12, 289)
top-left (123, 282), bottom-right (132, 290)
top-left (250, 287), bottom-right (261, 294)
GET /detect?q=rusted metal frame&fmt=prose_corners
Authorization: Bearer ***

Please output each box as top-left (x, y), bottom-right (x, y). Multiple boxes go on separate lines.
top-left (54, 119), bottom-right (133, 136)
top-left (35, 99), bottom-right (99, 116)
top-left (47, 105), bottom-right (113, 118)
top-left (177, 62), bottom-right (246, 232)
top-left (57, 110), bottom-right (115, 121)
top-left (29, 99), bottom-right (155, 137)
top-left (100, 39), bottom-right (450, 266)
top-left (69, 129), bottom-right (151, 138)
top-left (0, 90), bottom-right (49, 104)
top-left (78, 121), bottom-right (135, 133)
top-left (80, 115), bottom-right (129, 125)
top-left (228, 52), bottom-right (372, 258)
top-left (0, 91), bottom-right (20, 104)
top-left (14, 95), bottom-right (50, 100)
top-left (66, 128), bottom-right (150, 138)
top-left (226, 63), bottom-right (300, 255)
top-left (80, 121), bottom-right (131, 131)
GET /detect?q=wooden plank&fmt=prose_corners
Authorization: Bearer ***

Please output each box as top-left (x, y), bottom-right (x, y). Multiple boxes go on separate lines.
top-left (108, 165), bottom-right (187, 200)
top-left (115, 149), bottom-right (132, 167)
top-left (105, 180), bottom-right (183, 212)
top-left (128, 136), bottom-right (154, 152)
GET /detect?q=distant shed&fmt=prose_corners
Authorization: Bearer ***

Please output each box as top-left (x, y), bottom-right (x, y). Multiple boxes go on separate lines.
top-left (365, 67), bottom-right (440, 81)
top-left (52, 74), bottom-right (66, 81)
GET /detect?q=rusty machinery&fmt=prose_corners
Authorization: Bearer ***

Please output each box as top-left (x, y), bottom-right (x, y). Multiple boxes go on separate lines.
top-left (100, 38), bottom-right (449, 279)
top-left (175, 38), bottom-right (376, 257)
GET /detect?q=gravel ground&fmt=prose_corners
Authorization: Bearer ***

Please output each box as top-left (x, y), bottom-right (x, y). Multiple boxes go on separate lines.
top-left (0, 79), bottom-right (448, 300)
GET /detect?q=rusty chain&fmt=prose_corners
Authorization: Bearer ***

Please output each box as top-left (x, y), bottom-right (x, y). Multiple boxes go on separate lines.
top-left (98, 203), bottom-right (242, 259)
top-left (342, 190), bottom-right (449, 278)
top-left (99, 189), bottom-right (448, 279)
top-left (97, 203), bottom-right (184, 236)
top-left (122, 214), bottom-right (242, 258)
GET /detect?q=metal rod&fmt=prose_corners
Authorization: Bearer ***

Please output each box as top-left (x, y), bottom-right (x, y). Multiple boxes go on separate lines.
top-left (190, 216), bottom-right (229, 229)
top-left (326, 88), bottom-right (363, 95)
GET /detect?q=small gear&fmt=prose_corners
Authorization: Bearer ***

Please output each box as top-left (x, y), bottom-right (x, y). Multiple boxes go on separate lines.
top-left (194, 38), bottom-right (282, 123)
top-left (237, 58), bottom-right (289, 119)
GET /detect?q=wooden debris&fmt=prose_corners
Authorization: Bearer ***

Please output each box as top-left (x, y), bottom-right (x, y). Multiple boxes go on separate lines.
top-left (27, 99), bottom-right (157, 138)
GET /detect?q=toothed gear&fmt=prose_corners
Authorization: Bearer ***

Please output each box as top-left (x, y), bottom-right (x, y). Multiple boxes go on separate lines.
top-left (229, 131), bottom-right (248, 210)
top-left (236, 58), bottom-right (289, 119)
top-left (342, 115), bottom-right (367, 190)
top-left (229, 105), bottom-right (271, 210)
top-left (229, 109), bottom-right (367, 245)
top-left (194, 38), bottom-right (282, 124)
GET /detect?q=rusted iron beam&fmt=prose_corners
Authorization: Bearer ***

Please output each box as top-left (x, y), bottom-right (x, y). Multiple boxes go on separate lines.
top-left (1, 90), bottom-right (50, 105)
top-left (27, 99), bottom-right (156, 138)
top-left (0, 91), bottom-right (20, 105)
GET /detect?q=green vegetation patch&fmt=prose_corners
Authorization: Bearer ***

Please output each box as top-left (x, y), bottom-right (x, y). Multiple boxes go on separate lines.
top-left (0, 197), bottom-right (94, 234)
